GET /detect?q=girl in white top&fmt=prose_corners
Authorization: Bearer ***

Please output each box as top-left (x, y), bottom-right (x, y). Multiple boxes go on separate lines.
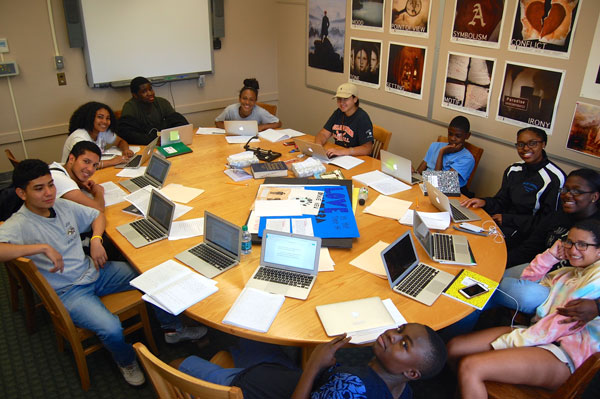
top-left (61, 102), bottom-right (133, 168)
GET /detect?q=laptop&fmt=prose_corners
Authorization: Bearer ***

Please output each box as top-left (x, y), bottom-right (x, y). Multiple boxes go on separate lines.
top-left (245, 230), bottom-right (321, 300)
top-left (294, 139), bottom-right (332, 163)
top-left (119, 154), bottom-right (171, 193)
top-left (116, 189), bottom-right (175, 248)
top-left (175, 211), bottom-right (242, 278)
top-left (316, 297), bottom-right (396, 337)
top-left (380, 150), bottom-right (423, 185)
top-left (422, 170), bottom-right (460, 196)
top-left (381, 230), bottom-right (455, 306)
top-left (115, 137), bottom-right (159, 169)
top-left (425, 181), bottom-right (481, 222)
top-left (224, 120), bottom-right (259, 136)
top-left (160, 124), bottom-right (194, 146)
top-left (413, 212), bottom-right (476, 266)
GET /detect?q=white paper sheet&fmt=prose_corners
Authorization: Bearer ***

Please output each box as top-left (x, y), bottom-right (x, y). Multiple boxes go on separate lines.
top-left (329, 156), bottom-right (364, 170)
top-left (225, 136), bottom-right (259, 144)
top-left (291, 218), bottom-right (314, 236)
top-left (265, 218), bottom-right (291, 233)
top-left (116, 167), bottom-right (146, 178)
top-left (254, 200), bottom-right (303, 216)
top-left (353, 170), bottom-right (410, 195)
top-left (222, 287), bottom-right (285, 333)
top-left (124, 187), bottom-right (191, 219)
top-left (399, 210), bottom-right (451, 230)
top-left (349, 240), bottom-right (389, 278)
top-left (100, 181), bottom-right (127, 206)
top-left (364, 195), bottom-right (412, 220)
top-left (318, 247), bottom-right (335, 272)
top-left (159, 184), bottom-right (204, 204)
top-left (169, 217), bottom-right (204, 240)
top-left (247, 211), bottom-right (261, 234)
top-left (196, 127), bottom-right (225, 135)
top-left (348, 299), bottom-right (407, 344)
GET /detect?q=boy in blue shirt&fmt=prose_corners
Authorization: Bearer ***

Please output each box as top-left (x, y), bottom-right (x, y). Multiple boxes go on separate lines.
top-left (416, 116), bottom-right (474, 188)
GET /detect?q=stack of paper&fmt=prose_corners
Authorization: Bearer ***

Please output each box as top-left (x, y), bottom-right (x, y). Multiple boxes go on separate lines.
top-left (100, 181), bottom-right (127, 206)
top-left (328, 156), bottom-right (364, 170)
top-left (259, 128), bottom-right (304, 142)
top-left (222, 287), bottom-right (285, 332)
top-left (169, 218), bottom-right (204, 240)
top-left (225, 136), bottom-right (259, 144)
top-left (130, 260), bottom-right (218, 315)
top-left (353, 170), bottom-right (411, 195)
top-left (196, 127), bottom-right (225, 135)
top-left (349, 240), bottom-right (390, 278)
top-left (364, 195), bottom-right (412, 219)
top-left (399, 210), bottom-right (451, 230)
top-left (117, 167), bottom-right (146, 178)
top-left (159, 183), bottom-right (204, 204)
top-left (124, 187), bottom-right (192, 220)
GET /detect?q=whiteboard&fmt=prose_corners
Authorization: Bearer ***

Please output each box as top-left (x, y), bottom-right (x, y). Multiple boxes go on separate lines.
top-left (79, 0), bottom-right (213, 87)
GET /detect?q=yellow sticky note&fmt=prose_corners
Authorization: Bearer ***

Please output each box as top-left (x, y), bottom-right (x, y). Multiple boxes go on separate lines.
top-left (170, 131), bottom-right (179, 141)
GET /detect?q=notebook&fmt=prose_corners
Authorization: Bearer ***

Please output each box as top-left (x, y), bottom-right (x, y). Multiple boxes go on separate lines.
top-left (160, 124), bottom-right (194, 145)
top-left (119, 154), bottom-right (171, 193)
top-left (115, 137), bottom-right (158, 169)
top-left (316, 297), bottom-right (396, 337)
top-left (425, 181), bottom-right (481, 222)
top-left (422, 170), bottom-right (461, 196)
top-left (381, 230), bottom-right (455, 306)
top-left (380, 150), bottom-right (423, 185)
top-left (175, 211), bottom-right (242, 278)
top-left (413, 212), bottom-right (476, 266)
top-left (116, 189), bottom-right (175, 248)
top-left (294, 139), bottom-right (332, 163)
top-left (224, 120), bottom-right (259, 136)
top-left (156, 142), bottom-right (192, 158)
top-left (245, 230), bottom-right (321, 300)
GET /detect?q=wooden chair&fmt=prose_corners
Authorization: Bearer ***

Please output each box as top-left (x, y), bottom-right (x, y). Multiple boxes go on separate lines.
top-left (436, 135), bottom-right (484, 190)
top-left (9, 257), bottom-right (158, 391)
top-left (4, 261), bottom-right (39, 334)
top-left (5, 148), bottom-right (20, 168)
top-left (256, 102), bottom-right (277, 116)
top-left (372, 124), bottom-right (392, 159)
top-left (134, 343), bottom-right (244, 399)
top-left (114, 109), bottom-right (122, 120)
top-left (485, 352), bottom-right (600, 399)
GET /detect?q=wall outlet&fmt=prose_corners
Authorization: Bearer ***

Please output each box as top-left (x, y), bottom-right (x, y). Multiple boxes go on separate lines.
top-left (57, 72), bottom-right (67, 86)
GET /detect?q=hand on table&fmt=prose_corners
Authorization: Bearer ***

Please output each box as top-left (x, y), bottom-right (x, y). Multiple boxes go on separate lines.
top-left (461, 198), bottom-right (485, 208)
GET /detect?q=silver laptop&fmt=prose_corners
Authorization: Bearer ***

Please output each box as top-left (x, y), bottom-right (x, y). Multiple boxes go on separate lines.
top-left (294, 139), bottom-right (332, 163)
top-left (115, 137), bottom-right (159, 169)
top-left (160, 124), bottom-right (194, 145)
top-left (116, 189), bottom-right (175, 248)
top-left (224, 120), bottom-right (258, 136)
top-left (425, 181), bottom-right (481, 222)
top-left (119, 154), bottom-right (171, 193)
top-left (413, 212), bottom-right (476, 266)
top-left (175, 211), bottom-right (242, 278)
top-left (381, 230), bottom-right (455, 306)
top-left (380, 150), bottom-right (423, 185)
top-left (316, 297), bottom-right (396, 337)
top-left (245, 230), bottom-right (321, 300)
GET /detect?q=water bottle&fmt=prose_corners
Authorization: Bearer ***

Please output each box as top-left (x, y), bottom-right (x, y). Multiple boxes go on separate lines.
top-left (241, 225), bottom-right (252, 255)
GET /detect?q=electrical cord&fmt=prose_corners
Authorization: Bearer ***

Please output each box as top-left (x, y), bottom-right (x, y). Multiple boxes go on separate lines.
top-left (495, 287), bottom-right (521, 328)
top-left (482, 220), bottom-right (505, 244)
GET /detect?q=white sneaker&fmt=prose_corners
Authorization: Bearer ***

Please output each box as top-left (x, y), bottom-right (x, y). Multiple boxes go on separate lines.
top-left (164, 325), bottom-right (208, 344)
top-left (119, 360), bottom-right (145, 386)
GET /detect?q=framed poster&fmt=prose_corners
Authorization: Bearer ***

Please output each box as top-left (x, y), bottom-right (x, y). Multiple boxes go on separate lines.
top-left (308, 0), bottom-right (347, 73)
top-left (350, 38), bottom-right (382, 88)
top-left (390, 0), bottom-right (431, 37)
top-left (450, 0), bottom-right (506, 48)
top-left (385, 42), bottom-right (427, 99)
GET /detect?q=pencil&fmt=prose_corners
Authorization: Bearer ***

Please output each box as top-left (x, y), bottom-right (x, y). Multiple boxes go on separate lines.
top-left (416, 198), bottom-right (419, 209)
top-left (226, 182), bottom-right (249, 186)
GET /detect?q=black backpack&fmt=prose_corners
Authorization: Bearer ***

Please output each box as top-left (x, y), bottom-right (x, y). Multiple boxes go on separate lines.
top-left (0, 185), bottom-right (23, 221)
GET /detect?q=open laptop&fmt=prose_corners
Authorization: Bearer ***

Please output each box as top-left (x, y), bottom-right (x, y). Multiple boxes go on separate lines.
top-left (116, 189), bottom-right (175, 248)
top-left (160, 124), bottom-right (194, 145)
top-left (380, 150), bottom-right (423, 185)
top-left (425, 181), bottom-right (481, 222)
top-left (294, 139), bottom-right (332, 163)
top-left (245, 230), bottom-right (321, 300)
top-left (413, 212), bottom-right (476, 266)
top-left (175, 211), bottom-right (242, 278)
top-left (316, 297), bottom-right (396, 337)
top-left (381, 230), bottom-right (455, 306)
top-left (119, 154), bottom-right (171, 193)
top-left (115, 137), bottom-right (159, 169)
top-left (224, 120), bottom-right (259, 136)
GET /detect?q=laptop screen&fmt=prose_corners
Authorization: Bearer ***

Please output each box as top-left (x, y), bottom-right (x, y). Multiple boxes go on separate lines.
top-left (382, 233), bottom-right (418, 282)
top-left (146, 155), bottom-right (170, 183)
top-left (205, 212), bottom-right (241, 258)
top-left (413, 213), bottom-right (433, 253)
top-left (262, 231), bottom-right (319, 272)
top-left (148, 191), bottom-right (174, 231)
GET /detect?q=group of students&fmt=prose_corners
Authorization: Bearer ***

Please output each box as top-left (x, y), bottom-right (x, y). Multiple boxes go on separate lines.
top-left (2, 77), bottom-right (600, 397)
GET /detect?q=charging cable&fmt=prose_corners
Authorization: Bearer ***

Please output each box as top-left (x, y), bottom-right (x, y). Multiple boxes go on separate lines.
top-left (482, 220), bottom-right (505, 244)
top-left (495, 287), bottom-right (522, 328)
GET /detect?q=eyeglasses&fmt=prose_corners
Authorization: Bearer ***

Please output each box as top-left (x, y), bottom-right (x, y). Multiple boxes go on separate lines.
top-left (560, 187), bottom-right (595, 196)
top-left (514, 140), bottom-right (543, 149)
top-left (561, 238), bottom-right (598, 251)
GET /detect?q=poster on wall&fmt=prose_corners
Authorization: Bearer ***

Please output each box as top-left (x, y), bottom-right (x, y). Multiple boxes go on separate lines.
top-left (390, 0), bottom-right (431, 37)
top-left (350, 38), bottom-right (382, 88)
top-left (566, 102), bottom-right (600, 159)
top-left (442, 53), bottom-right (496, 118)
top-left (308, 0), bottom-right (347, 73)
top-left (385, 42), bottom-right (427, 99)
top-left (496, 62), bottom-right (565, 135)
top-left (508, 0), bottom-right (582, 59)
top-left (580, 14), bottom-right (600, 100)
top-left (450, 0), bottom-right (506, 48)
top-left (351, 0), bottom-right (384, 32)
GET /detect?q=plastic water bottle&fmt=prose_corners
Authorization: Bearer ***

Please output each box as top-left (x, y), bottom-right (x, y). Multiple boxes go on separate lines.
top-left (241, 225), bottom-right (252, 255)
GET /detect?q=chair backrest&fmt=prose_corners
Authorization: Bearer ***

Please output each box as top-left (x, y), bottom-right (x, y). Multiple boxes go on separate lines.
top-left (5, 149), bottom-right (20, 168)
top-left (134, 342), bottom-right (244, 399)
top-left (372, 124), bottom-right (392, 159)
top-left (256, 102), bottom-right (277, 116)
top-left (114, 110), bottom-right (122, 120)
top-left (436, 135), bottom-right (483, 189)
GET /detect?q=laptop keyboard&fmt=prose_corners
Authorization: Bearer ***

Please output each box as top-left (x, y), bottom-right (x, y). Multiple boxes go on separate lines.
top-left (130, 219), bottom-right (164, 241)
top-left (189, 244), bottom-right (234, 270)
top-left (130, 175), bottom-right (157, 188)
top-left (254, 267), bottom-right (314, 288)
top-left (433, 234), bottom-right (455, 261)
top-left (124, 154), bottom-right (141, 168)
top-left (450, 203), bottom-right (469, 221)
top-left (395, 263), bottom-right (439, 297)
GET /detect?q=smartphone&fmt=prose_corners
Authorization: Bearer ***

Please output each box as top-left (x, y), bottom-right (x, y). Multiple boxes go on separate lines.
top-left (459, 282), bottom-right (489, 299)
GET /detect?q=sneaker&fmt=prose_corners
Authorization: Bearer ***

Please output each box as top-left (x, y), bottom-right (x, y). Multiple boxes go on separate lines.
top-left (119, 360), bottom-right (145, 386)
top-left (164, 325), bottom-right (208, 344)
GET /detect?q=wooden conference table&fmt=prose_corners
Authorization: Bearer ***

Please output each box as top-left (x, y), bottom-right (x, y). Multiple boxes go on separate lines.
top-left (96, 132), bottom-right (506, 347)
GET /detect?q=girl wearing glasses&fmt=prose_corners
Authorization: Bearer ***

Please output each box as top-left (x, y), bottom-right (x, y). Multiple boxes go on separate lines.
top-left (462, 127), bottom-right (565, 249)
top-left (448, 219), bottom-right (600, 398)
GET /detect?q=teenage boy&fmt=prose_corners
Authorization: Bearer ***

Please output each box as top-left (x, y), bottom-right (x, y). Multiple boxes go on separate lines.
top-left (0, 160), bottom-right (206, 386)
top-left (178, 323), bottom-right (447, 399)
top-left (416, 116), bottom-right (474, 188)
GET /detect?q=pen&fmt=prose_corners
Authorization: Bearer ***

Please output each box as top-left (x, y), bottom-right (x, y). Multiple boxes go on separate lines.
top-left (226, 182), bottom-right (249, 186)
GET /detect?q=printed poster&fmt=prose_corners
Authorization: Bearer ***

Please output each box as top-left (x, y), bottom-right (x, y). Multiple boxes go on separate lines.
top-left (508, 0), bottom-right (582, 59)
top-left (308, 0), bottom-right (347, 73)
top-left (350, 38), bottom-right (382, 88)
top-left (390, 0), bottom-right (431, 37)
top-left (496, 62), bottom-right (565, 135)
top-left (450, 0), bottom-right (506, 48)
top-left (580, 13), bottom-right (600, 100)
top-left (566, 102), bottom-right (600, 159)
top-left (442, 52), bottom-right (496, 118)
top-left (351, 0), bottom-right (384, 32)
top-left (385, 42), bottom-right (427, 99)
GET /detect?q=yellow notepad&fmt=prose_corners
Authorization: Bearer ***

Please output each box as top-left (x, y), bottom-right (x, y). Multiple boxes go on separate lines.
top-left (443, 269), bottom-right (499, 310)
